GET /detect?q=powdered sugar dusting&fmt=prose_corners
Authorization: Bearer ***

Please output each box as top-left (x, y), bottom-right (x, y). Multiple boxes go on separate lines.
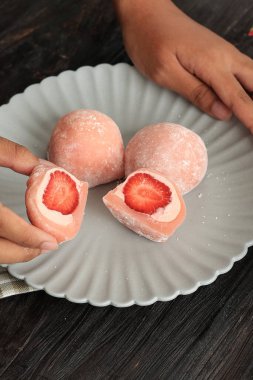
top-left (125, 123), bottom-right (208, 194)
top-left (48, 109), bottom-right (124, 187)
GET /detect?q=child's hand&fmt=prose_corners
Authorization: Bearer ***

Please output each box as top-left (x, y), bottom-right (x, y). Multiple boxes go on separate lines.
top-left (115, 0), bottom-right (253, 131)
top-left (0, 137), bottom-right (58, 264)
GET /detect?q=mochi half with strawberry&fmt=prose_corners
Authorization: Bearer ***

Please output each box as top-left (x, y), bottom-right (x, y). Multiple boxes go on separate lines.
top-left (103, 169), bottom-right (186, 242)
top-left (25, 161), bottom-right (88, 243)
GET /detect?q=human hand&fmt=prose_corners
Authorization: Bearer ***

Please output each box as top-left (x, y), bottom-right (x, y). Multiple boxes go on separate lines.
top-left (0, 137), bottom-right (58, 264)
top-left (114, 0), bottom-right (253, 131)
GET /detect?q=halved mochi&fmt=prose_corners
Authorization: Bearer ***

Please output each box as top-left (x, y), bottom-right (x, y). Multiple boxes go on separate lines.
top-left (25, 160), bottom-right (88, 243)
top-left (125, 123), bottom-right (208, 194)
top-left (103, 169), bottom-right (186, 242)
top-left (48, 109), bottom-right (124, 188)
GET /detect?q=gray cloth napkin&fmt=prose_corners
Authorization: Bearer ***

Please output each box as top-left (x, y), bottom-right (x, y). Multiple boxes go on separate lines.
top-left (0, 266), bottom-right (37, 298)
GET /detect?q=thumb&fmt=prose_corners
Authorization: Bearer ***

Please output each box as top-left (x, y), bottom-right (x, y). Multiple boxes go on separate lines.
top-left (0, 137), bottom-right (39, 175)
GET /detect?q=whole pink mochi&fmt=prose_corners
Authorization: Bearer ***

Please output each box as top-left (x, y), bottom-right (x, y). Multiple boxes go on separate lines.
top-left (125, 123), bottom-right (208, 194)
top-left (48, 109), bottom-right (124, 188)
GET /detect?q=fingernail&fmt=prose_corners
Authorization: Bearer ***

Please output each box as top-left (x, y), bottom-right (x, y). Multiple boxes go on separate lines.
top-left (39, 158), bottom-right (56, 168)
top-left (40, 241), bottom-right (58, 252)
top-left (211, 101), bottom-right (231, 120)
top-left (39, 158), bottom-right (48, 164)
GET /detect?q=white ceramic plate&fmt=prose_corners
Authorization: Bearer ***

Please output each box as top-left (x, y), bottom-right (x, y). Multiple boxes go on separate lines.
top-left (1, 63), bottom-right (253, 307)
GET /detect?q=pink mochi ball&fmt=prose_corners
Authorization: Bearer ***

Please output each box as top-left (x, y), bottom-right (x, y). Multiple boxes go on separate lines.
top-left (48, 109), bottom-right (124, 188)
top-left (125, 122), bottom-right (208, 194)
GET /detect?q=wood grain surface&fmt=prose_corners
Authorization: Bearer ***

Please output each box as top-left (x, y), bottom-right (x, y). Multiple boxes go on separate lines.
top-left (0, 1), bottom-right (253, 379)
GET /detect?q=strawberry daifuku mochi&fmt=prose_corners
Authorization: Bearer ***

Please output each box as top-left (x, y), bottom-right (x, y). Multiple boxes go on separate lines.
top-left (48, 109), bottom-right (124, 188)
top-left (25, 160), bottom-right (88, 243)
top-left (103, 169), bottom-right (186, 242)
top-left (125, 123), bottom-right (208, 194)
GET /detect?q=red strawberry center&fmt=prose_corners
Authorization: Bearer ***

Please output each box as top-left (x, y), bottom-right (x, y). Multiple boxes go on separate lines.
top-left (123, 172), bottom-right (172, 214)
top-left (42, 170), bottom-right (79, 215)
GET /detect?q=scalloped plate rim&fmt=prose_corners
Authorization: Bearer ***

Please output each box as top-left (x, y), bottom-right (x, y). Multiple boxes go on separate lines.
top-left (6, 240), bottom-right (252, 307)
top-left (0, 63), bottom-right (131, 111)
top-left (1, 63), bottom-right (253, 307)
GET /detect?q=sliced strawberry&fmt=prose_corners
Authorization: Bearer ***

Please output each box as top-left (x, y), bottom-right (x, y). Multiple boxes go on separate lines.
top-left (43, 170), bottom-right (79, 215)
top-left (123, 172), bottom-right (172, 214)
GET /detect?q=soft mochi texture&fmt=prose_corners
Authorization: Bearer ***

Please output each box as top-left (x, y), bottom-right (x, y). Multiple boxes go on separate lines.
top-left (103, 168), bottom-right (186, 242)
top-left (125, 123), bottom-right (208, 194)
top-left (25, 160), bottom-right (88, 243)
top-left (48, 109), bottom-right (124, 188)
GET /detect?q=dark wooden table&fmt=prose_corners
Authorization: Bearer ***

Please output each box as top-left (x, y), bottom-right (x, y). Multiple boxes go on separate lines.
top-left (0, 1), bottom-right (253, 379)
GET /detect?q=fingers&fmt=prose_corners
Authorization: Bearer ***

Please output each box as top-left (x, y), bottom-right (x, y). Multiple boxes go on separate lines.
top-left (157, 59), bottom-right (232, 120)
top-left (158, 55), bottom-right (253, 129)
top-left (210, 72), bottom-right (253, 131)
top-left (0, 203), bottom-right (58, 251)
top-left (234, 56), bottom-right (253, 93)
top-left (0, 137), bottom-right (39, 175)
top-left (0, 238), bottom-right (41, 264)
top-left (0, 139), bottom-right (56, 264)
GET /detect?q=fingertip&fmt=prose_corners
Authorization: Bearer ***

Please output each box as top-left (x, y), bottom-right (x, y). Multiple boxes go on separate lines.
top-left (211, 100), bottom-right (232, 120)
top-left (38, 158), bottom-right (56, 168)
top-left (0, 137), bottom-right (39, 175)
top-left (40, 241), bottom-right (59, 252)
top-left (38, 158), bottom-right (49, 165)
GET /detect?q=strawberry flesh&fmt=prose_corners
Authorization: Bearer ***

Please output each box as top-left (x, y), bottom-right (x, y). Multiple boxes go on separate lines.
top-left (43, 170), bottom-right (79, 215)
top-left (123, 173), bottom-right (172, 214)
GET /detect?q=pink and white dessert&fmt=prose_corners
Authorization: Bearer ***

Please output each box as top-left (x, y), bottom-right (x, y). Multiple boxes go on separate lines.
top-left (25, 160), bottom-right (88, 243)
top-left (48, 109), bottom-right (125, 188)
top-left (125, 123), bottom-right (208, 194)
top-left (103, 168), bottom-right (186, 242)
